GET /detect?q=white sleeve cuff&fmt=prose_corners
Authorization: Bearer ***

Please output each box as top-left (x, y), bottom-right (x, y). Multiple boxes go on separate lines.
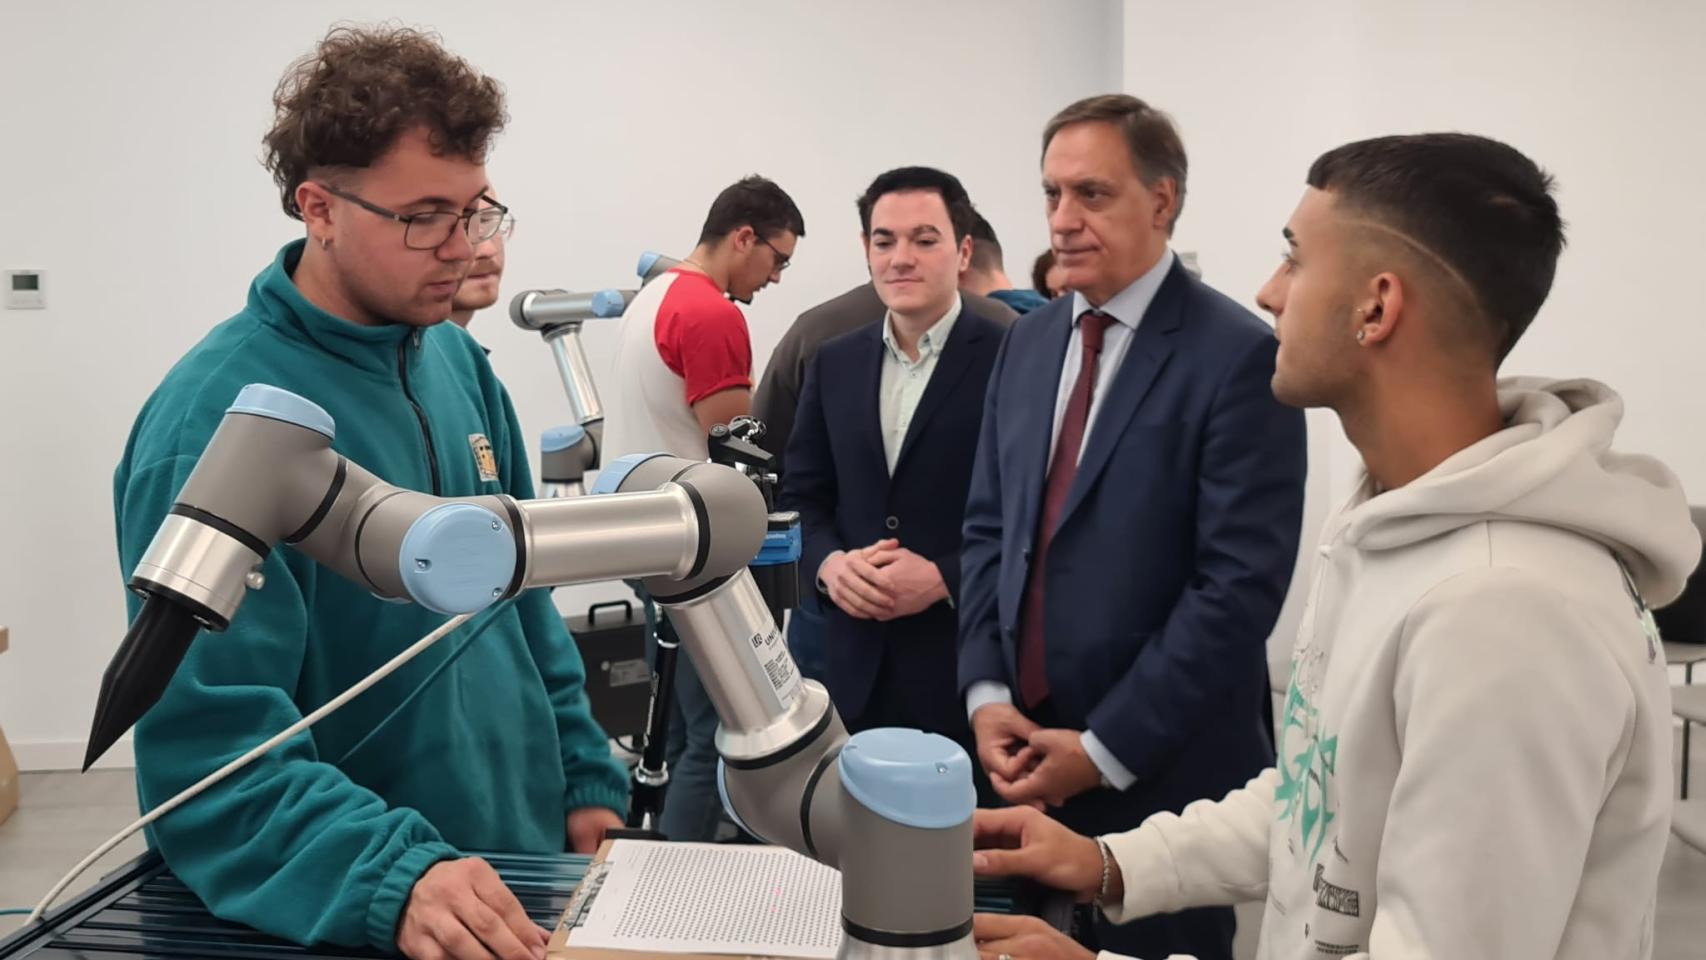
top-left (964, 681), bottom-right (1013, 722)
top-left (1099, 822), bottom-right (1182, 924)
top-left (1081, 730), bottom-right (1137, 790)
top-left (816, 551), bottom-right (842, 594)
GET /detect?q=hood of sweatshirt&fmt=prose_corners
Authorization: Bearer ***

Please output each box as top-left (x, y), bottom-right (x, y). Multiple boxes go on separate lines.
top-left (1334, 377), bottom-right (1700, 606)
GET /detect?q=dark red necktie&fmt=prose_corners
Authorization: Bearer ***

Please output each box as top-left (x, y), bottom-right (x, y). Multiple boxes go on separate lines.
top-left (1018, 310), bottom-right (1117, 708)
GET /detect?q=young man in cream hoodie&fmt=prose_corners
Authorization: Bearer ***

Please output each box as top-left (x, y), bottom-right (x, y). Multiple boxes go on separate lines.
top-left (968, 134), bottom-right (1700, 960)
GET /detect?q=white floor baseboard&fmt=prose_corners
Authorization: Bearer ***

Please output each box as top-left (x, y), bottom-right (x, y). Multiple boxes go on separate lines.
top-left (11, 737), bottom-right (134, 772)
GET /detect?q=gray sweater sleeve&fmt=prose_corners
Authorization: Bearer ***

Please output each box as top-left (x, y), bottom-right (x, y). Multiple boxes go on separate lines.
top-left (753, 317), bottom-right (811, 471)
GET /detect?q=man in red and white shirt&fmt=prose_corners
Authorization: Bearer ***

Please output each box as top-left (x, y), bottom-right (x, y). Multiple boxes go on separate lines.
top-left (606, 175), bottom-right (805, 464)
top-left (604, 174), bottom-right (805, 841)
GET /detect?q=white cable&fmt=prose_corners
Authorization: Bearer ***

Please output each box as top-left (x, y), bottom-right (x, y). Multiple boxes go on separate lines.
top-left (26, 612), bottom-right (473, 926)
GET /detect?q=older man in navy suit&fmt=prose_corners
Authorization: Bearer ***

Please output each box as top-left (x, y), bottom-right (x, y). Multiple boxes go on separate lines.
top-left (784, 168), bottom-right (1005, 780)
top-left (958, 96), bottom-right (1307, 960)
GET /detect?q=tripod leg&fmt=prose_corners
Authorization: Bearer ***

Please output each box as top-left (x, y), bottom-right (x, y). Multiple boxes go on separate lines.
top-left (623, 595), bottom-right (678, 833)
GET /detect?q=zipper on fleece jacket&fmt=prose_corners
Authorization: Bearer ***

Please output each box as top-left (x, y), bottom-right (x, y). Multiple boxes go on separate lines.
top-left (398, 331), bottom-right (442, 497)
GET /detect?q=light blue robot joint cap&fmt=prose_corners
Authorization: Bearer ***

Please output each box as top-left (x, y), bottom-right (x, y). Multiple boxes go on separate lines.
top-left (636, 251), bottom-right (663, 278)
top-left (837, 728), bottom-right (976, 830)
top-left (541, 424), bottom-right (588, 453)
top-left (591, 452), bottom-right (668, 496)
top-left (591, 289), bottom-right (627, 318)
top-left (397, 503), bottom-right (516, 615)
top-left (227, 384), bottom-right (335, 440)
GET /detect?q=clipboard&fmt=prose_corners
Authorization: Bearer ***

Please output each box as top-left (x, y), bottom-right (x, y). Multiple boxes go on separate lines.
top-left (548, 840), bottom-right (795, 960)
top-left (546, 839), bottom-right (1077, 960)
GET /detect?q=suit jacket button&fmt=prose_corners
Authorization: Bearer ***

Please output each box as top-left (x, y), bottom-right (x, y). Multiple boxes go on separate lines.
top-left (885, 515), bottom-right (900, 531)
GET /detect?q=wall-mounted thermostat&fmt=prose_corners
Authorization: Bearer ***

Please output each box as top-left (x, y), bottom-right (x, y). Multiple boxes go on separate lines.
top-left (5, 270), bottom-right (45, 309)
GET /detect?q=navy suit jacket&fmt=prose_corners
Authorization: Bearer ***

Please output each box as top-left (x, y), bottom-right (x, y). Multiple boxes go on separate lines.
top-left (783, 307), bottom-right (1005, 736)
top-left (957, 260), bottom-right (1306, 823)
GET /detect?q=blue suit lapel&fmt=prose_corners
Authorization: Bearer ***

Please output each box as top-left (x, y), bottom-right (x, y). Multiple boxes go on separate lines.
top-left (1014, 301), bottom-right (1075, 542)
top-left (852, 323), bottom-right (889, 473)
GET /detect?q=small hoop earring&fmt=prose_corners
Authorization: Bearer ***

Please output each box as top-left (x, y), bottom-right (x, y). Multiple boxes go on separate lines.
top-left (320, 237), bottom-right (331, 250)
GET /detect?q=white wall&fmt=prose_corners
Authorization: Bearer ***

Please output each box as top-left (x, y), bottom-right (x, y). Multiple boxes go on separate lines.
top-left (0, 0), bottom-right (1122, 769)
top-left (9, 0), bottom-right (1698, 770)
top-left (1122, 0), bottom-right (1706, 676)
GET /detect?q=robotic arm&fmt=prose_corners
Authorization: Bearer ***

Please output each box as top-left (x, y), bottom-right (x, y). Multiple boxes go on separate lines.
top-left (508, 252), bottom-right (681, 497)
top-left (86, 383), bottom-right (976, 960)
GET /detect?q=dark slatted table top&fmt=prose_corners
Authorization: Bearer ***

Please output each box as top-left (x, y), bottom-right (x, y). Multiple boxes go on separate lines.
top-left (3, 850), bottom-right (1037, 959)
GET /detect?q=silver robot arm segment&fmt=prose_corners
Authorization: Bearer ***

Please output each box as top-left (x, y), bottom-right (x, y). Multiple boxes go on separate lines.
top-left (594, 454), bottom-right (979, 959)
top-left (93, 384), bottom-right (977, 960)
top-left (88, 384), bottom-right (762, 761)
top-left (509, 286), bottom-right (621, 428)
top-left (510, 288), bottom-right (621, 494)
top-left (508, 252), bottom-right (681, 497)
top-left (130, 387), bottom-right (748, 620)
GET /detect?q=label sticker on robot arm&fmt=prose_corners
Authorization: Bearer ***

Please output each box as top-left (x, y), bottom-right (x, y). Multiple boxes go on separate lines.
top-left (740, 623), bottom-right (800, 713)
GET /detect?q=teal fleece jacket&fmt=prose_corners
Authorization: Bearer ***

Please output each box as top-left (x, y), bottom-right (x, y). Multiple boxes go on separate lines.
top-left (113, 240), bottom-right (629, 950)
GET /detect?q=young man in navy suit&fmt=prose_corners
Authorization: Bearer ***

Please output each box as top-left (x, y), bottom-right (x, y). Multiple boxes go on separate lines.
top-left (957, 95), bottom-right (1308, 960)
top-left (783, 167), bottom-right (1006, 787)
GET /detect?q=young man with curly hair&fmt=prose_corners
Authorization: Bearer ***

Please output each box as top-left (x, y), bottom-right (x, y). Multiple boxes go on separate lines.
top-left (113, 25), bottom-right (627, 960)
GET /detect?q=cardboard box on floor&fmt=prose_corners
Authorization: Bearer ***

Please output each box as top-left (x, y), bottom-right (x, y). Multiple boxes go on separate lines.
top-left (0, 626), bottom-right (18, 826)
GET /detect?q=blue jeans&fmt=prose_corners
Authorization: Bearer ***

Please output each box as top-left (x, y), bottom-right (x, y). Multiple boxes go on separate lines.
top-left (787, 590), bottom-right (828, 684)
top-left (657, 647), bottom-right (726, 842)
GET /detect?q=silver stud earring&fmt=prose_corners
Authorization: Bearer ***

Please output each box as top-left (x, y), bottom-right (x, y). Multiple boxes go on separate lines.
top-left (1356, 328), bottom-right (1367, 343)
